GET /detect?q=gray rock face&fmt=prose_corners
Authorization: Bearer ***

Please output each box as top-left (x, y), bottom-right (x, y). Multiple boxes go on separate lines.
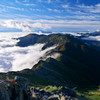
top-left (0, 76), bottom-right (29, 100)
top-left (0, 82), bottom-right (10, 100)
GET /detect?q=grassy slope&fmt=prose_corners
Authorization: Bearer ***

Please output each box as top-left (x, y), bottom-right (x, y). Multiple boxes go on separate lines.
top-left (77, 88), bottom-right (100, 100)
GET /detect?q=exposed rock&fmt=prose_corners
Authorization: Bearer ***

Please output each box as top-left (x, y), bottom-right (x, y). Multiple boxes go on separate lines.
top-left (0, 76), bottom-right (29, 100)
top-left (0, 76), bottom-right (78, 100)
top-left (0, 82), bottom-right (10, 100)
top-left (60, 86), bottom-right (76, 97)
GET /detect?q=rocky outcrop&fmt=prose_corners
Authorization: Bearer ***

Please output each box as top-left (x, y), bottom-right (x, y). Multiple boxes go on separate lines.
top-left (0, 82), bottom-right (10, 100)
top-left (30, 86), bottom-right (77, 100)
top-left (0, 76), bottom-right (29, 100)
top-left (0, 76), bottom-right (78, 100)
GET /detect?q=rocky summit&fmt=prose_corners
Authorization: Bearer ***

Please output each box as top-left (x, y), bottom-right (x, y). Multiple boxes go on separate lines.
top-left (0, 76), bottom-right (79, 100)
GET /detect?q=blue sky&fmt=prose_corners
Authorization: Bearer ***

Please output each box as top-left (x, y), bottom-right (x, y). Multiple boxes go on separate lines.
top-left (0, 0), bottom-right (100, 32)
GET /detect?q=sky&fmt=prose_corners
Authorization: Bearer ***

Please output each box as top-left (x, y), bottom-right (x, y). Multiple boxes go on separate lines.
top-left (0, 0), bottom-right (100, 32)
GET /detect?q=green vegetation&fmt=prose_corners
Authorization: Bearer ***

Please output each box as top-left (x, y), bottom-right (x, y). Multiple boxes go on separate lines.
top-left (77, 88), bottom-right (100, 100)
top-left (0, 72), bottom-right (100, 100)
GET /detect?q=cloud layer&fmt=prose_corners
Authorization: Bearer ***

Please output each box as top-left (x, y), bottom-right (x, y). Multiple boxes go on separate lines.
top-left (0, 20), bottom-right (51, 32)
top-left (0, 33), bottom-right (57, 72)
top-left (0, 19), bottom-right (100, 32)
top-left (82, 36), bottom-right (100, 41)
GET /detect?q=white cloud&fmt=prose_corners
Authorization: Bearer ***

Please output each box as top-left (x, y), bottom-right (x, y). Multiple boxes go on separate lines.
top-left (15, 0), bottom-right (21, 4)
top-left (0, 4), bottom-right (25, 11)
top-left (11, 44), bottom-right (57, 71)
top-left (82, 36), bottom-right (100, 41)
top-left (54, 15), bottom-right (99, 20)
top-left (0, 19), bottom-right (51, 32)
top-left (30, 8), bottom-right (40, 11)
top-left (15, 0), bottom-right (29, 3)
top-left (7, 6), bottom-right (25, 11)
top-left (96, 3), bottom-right (100, 7)
top-left (74, 15), bottom-right (99, 20)
top-left (33, 19), bottom-right (100, 26)
top-left (38, 0), bottom-right (52, 3)
top-left (0, 33), bottom-right (58, 72)
top-left (0, 19), bottom-right (100, 32)
top-left (78, 3), bottom-right (100, 13)
top-left (62, 4), bottom-right (69, 8)
top-left (47, 8), bottom-right (62, 12)
top-left (23, 0), bottom-right (29, 3)
top-left (23, 3), bottom-right (35, 6)
top-left (15, 0), bottom-right (35, 6)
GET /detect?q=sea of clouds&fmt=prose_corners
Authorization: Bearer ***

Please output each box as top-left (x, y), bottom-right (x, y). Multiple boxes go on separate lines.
top-left (0, 32), bottom-right (58, 72)
top-left (82, 36), bottom-right (100, 41)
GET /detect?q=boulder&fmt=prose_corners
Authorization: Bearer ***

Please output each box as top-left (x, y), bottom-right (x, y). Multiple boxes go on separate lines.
top-left (0, 82), bottom-right (10, 100)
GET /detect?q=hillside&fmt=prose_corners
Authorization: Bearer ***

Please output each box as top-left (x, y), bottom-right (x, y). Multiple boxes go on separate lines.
top-left (0, 33), bottom-right (100, 99)
top-left (16, 33), bottom-right (100, 88)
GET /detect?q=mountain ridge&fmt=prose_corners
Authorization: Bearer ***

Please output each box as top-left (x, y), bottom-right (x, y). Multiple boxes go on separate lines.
top-left (16, 33), bottom-right (100, 87)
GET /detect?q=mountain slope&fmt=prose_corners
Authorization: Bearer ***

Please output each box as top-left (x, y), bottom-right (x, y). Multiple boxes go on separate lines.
top-left (78, 31), bottom-right (100, 51)
top-left (17, 33), bottom-right (100, 87)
